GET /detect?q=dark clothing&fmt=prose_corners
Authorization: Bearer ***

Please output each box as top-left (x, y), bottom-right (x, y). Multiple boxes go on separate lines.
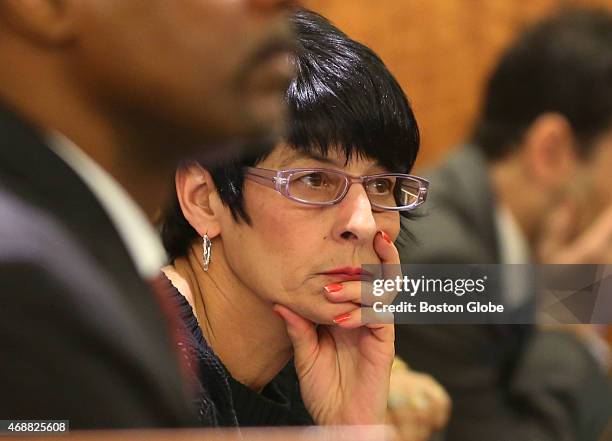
top-left (165, 276), bottom-right (314, 427)
top-left (165, 275), bottom-right (236, 426)
top-left (0, 104), bottom-right (197, 427)
top-left (398, 146), bottom-right (612, 441)
top-left (229, 365), bottom-right (314, 427)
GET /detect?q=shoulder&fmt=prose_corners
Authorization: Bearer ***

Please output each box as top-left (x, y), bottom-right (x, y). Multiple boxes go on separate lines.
top-left (0, 185), bottom-right (112, 292)
top-left (0, 186), bottom-right (159, 347)
top-left (159, 270), bottom-right (207, 348)
top-left (156, 271), bottom-right (238, 426)
top-left (162, 265), bottom-right (197, 309)
top-left (401, 215), bottom-right (491, 264)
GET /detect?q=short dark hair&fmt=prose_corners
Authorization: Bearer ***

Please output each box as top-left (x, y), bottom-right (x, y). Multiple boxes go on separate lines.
top-left (472, 8), bottom-right (612, 161)
top-left (161, 9), bottom-right (420, 260)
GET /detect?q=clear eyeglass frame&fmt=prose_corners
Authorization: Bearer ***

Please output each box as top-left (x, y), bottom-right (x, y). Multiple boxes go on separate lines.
top-left (243, 166), bottom-right (429, 211)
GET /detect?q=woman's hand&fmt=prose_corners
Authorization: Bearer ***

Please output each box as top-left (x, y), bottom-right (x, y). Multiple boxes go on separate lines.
top-left (273, 230), bottom-right (398, 425)
top-left (387, 358), bottom-right (451, 441)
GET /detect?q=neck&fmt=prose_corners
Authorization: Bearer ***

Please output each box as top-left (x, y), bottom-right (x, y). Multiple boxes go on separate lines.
top-left (171, 240), bottom-right (293, 391)
top-left (0, 47), bottom-right (177, 220)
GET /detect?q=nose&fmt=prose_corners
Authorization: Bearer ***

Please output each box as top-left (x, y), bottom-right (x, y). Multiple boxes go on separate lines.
top-left (331, 184), bottom-right (378, 244)
top-left (247, 0), bottom-right (300, 11)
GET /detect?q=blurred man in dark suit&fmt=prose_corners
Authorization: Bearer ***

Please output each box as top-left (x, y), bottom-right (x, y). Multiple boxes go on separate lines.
top-left (0, 0), bottom-right (296, 429)
top-left (397, 9), bottom-right (612, 441)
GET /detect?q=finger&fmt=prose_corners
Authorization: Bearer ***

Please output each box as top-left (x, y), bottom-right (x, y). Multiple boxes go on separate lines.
top-left (323, 279), bottom-right (396, 308)
top-left (333, 307), bottom-right (395, 337)
top-left (323, 300), bottom-right (363, 318)
top-left (374, 231), bottom-right (403, 303)
top-left (323, 281), bottom-right (374, 305)
top-left (273, 304), bottom-right (319, 364)
top-left (375, 230), bottom-right (401, 266)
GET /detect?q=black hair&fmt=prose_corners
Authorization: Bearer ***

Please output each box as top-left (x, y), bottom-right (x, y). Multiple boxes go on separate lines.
top-left (472, 8), bottom-right (612, 161)
top-left (161, 9), bottom-right (420, 260)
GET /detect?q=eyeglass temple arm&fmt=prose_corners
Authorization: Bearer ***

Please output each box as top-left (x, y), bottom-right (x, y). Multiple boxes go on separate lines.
top-left (243, 167), bottom-right (279, 189)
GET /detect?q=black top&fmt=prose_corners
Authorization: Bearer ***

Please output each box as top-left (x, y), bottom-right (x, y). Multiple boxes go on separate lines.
top-left (164, 275), bottom-right (314, 427)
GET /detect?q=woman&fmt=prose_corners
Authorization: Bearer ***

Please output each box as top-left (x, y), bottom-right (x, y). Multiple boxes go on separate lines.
top-left (161, 9), bottom-right (449, 435)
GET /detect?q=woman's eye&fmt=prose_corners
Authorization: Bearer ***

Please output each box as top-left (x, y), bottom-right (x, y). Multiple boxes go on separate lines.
top-left (368, 178), bottom-right (393, 194)
top-left (300, 172), bottom-right (328, 187)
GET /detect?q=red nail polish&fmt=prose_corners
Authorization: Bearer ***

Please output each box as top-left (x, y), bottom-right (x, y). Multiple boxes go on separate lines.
top-left (324, 283), bottom-right (343, 294)
top-left (333, 312), bottom-right (351, 324)
top-left (379, 230), bottom-right (392, 244)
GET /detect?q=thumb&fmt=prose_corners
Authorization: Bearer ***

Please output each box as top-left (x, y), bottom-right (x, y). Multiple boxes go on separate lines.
top-left (273, 304), bottom-right (319, 362)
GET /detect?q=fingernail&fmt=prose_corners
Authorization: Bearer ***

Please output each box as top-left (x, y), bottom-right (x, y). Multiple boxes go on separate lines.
top-left (379, 230), bottom-right (392, 244)
top-left (324, 283), bottom-right (343, 294)
top-left (333, 312), bottom-right (351, 324)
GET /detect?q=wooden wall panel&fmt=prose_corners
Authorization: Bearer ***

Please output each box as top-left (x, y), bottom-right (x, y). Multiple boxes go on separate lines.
top-left (302, 0), bottom-right (612, 170)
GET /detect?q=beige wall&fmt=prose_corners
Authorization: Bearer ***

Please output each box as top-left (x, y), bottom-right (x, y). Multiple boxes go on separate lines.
top-left (302, 0), bottom-right (612, 170)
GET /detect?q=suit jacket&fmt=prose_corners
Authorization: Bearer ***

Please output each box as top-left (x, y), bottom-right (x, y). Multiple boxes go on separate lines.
top-left (397, 146), bottom-right (612, 441)
top-left (0, 104), bottom-right (197, 428)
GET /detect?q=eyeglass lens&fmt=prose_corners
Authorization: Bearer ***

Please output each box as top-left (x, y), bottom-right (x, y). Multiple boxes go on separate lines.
top-left (285, 170), bottom-right (421, 209)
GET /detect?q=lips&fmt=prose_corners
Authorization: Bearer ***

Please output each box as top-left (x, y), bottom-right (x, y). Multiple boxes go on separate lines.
top-left (318, 267), bottom-right (374, 281)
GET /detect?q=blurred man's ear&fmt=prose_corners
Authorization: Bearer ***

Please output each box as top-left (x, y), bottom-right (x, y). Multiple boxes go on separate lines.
top-left (0, 0), bottom-right (76, 45)
top-left (521, 113), bottom-right (578, 191)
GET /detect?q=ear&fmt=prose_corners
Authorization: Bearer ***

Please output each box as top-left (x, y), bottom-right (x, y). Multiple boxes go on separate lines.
top-left (522, 113), bottom-right (578, 189)
top-left (175, 164), bottom-right (222, 240)
top-left (0, 0), bottom-right (77, 45)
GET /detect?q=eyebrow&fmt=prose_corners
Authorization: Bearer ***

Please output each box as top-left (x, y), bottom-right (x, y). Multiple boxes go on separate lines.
top-left (278, 151), bottom-right (338, 168)
top-left (279, 150), bottom-right (384, 170)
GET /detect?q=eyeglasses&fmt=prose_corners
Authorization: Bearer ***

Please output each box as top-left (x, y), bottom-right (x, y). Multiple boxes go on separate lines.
top-left (243, 167), bottom-right (429, 211)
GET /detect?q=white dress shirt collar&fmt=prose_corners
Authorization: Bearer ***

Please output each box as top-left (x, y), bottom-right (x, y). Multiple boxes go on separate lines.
top-left (494, 204), bottom-right (531, 264)
top-left (47, 132), bottom-right (167, 279)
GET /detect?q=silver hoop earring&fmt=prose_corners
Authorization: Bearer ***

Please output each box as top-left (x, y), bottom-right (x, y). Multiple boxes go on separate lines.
top-left (202, 234), bottom-right (212, 271)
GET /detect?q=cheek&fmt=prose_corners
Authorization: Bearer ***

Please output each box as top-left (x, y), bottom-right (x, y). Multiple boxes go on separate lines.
top-left (250, 207), bottom-right (324, 279)
top-left (224, 188), bottom-right (323, 293)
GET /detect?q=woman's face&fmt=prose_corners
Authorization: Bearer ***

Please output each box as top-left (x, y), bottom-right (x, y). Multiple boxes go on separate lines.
top-left (213, 144), bottom-right (401, 324)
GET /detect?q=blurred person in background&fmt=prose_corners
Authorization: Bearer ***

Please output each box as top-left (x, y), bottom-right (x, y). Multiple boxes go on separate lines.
top-left (397, 9), bottom-right (612, 441)
top-left (0, 0), bottom-right (297, 429)
top-left (160, 9), bottom-right (450, 439)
